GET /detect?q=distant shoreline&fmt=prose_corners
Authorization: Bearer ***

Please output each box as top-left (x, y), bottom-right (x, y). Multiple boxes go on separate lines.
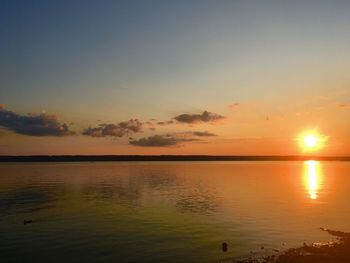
top-left (0, 155), bottom-right (349, 162)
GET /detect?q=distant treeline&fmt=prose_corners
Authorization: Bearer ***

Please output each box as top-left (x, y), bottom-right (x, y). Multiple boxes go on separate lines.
top-left (0, 155), bottom-right (349, 162)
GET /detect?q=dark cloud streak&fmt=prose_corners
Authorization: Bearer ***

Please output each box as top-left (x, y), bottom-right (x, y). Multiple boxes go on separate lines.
top-left (192, 131), bottom-right (216, 137)
top-left (130, 134), bottom-right (197, 147)
top-left (157, 120), bottom-right (174, 126)
top-left (174, 111), bottom-right (224, 124)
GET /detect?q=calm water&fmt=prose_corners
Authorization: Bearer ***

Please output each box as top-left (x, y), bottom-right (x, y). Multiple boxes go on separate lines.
top-left (1, 161), bottom-right (350, 262)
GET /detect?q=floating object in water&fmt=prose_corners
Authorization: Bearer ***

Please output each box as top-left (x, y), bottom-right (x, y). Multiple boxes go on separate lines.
top-left (23, 220), bottom-right (33, 225)
top-left (261, 246), bottom-right (264, 249)
top-left (222, 242), bottom-right (228, 252)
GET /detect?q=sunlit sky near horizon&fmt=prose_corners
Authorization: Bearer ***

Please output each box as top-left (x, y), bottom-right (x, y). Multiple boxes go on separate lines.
top-left (0, 0), bottom-right (349, 155)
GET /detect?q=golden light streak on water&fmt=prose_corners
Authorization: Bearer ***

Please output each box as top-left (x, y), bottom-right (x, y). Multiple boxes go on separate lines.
top-left (304, 160), bottom-right (323, 200)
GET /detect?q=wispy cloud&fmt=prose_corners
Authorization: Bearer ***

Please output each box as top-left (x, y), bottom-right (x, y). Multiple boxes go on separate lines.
top-left (0, 106), bottom-right (74, 136)
top-left (338, 103), bottom-right (350, 108)
top-left (228, 102), bottom-right (240, 108)
top-left (174, 110), bottom-right (224, 124)
top-left (82, 119), bottom-right (143, 137)
top-left (129, 130), bottom-right (215, 147)
top-left (157, 120), bottom-right (175, 126)
top-left (172, 131), bottom-right (217, 137)
top-left (129, 134), bottom-right (198, 147)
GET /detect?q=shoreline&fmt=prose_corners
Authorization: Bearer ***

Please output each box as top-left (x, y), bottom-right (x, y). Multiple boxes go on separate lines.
top-left (235, 228), bottom-right (350, 263)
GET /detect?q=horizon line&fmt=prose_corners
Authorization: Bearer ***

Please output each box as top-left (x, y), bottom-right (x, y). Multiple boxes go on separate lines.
top-left (0, 155), bottom-right (349, 162)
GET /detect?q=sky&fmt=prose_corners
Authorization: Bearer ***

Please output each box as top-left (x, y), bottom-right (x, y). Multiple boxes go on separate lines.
top-left (0, 0), bottom-right (349, 155)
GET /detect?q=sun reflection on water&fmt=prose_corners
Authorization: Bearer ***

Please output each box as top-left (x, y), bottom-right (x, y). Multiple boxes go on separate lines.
top-left (304, 160), bottom-right (323, 200)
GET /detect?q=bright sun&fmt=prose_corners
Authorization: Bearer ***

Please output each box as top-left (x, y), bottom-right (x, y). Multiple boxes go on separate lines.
top-left (298, 131), bottom-right (327, 152)
top-left (304, 134), bottom-right (318, 148)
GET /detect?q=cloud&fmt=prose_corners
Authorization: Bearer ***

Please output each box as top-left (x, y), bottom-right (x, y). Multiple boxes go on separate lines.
top-left (192, 131), bottom-right (216, 136)
top-left (129, 129), bottom-right (216, 147)
top-left (338, 103), bottom-right (350, 108)
top-left (0, 107), bottom-right (74, 136)
top-left (129, 134), bottom-right (197, 147)
top-left (228, 102), bottom-right (240, 108)
top-left (173, 131), bottom-right (217, 137)
top-left (174, 110), bottom-right (224, 124)
top-left (157, 120), bottom-right (174, 126)
top-left (82, 119), bottom-right (142, 137)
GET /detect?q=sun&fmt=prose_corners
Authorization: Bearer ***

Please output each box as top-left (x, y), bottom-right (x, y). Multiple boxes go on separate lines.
top-left (304, 134), bottom-right (318, 148)
top-left (298, 130), bottom-right (327, 152)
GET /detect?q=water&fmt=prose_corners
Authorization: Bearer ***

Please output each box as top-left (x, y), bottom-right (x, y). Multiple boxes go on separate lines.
top-left (1, 161), bottom-right (350, 262)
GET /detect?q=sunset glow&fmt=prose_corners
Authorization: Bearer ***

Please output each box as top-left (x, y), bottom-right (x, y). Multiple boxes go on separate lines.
top-left (0, 1), bottom-right (348, 156)
top-left (304, 135), bottom-right (318, 148)
top-left (298, 131), bottom-right (327, 153)
top-left (1, 2), bottom-right (350, 263)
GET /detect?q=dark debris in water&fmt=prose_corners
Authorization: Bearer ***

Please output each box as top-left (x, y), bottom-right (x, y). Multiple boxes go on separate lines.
top-left (23, 219), bottom-right (33, 225)
top-left (234, 228), bottom-right (350, 263)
